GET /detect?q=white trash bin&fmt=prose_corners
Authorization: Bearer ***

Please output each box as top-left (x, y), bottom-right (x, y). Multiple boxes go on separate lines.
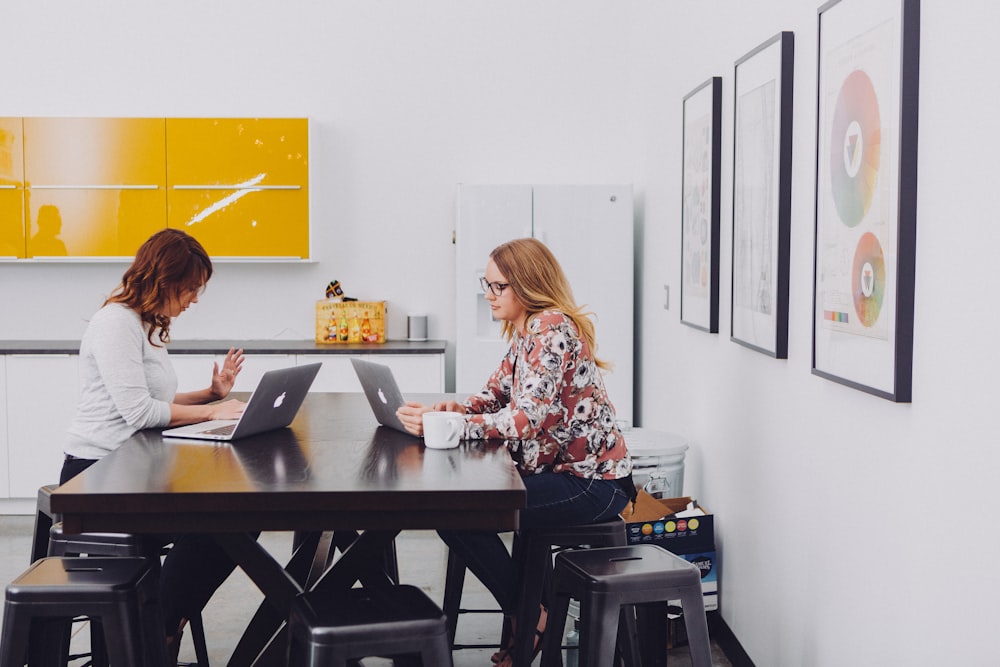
top-left (621, 427), bottom-right (689, 499)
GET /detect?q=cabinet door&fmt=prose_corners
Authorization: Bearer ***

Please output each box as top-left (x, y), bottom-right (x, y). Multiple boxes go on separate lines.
top-left (5, 355), bottom-right (80, 498)
top-left (296, 354), bottom-right (445, 393)
top-left (533, 185), bottom-right (634, 422)
top-left (170, 354), bottom-right (293, 395)
top-left (295, 355), bottom-right (363, 392)
top-left (0, 356), bottom-right (8, 497)
top-left (369, 354), bottom-right (445, 393)
top-left (0, 118), bottom-right (25, 258)
top-left (455, 184), bottom-right (532, 393)
top-left (22, 117), bottom-right (167, 257)
top-left (166, 118), bottom-right (309, 259)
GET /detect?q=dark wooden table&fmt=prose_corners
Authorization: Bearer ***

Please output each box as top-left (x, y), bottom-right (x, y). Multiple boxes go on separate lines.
top-left (50, 393), bottom-right (526, 666)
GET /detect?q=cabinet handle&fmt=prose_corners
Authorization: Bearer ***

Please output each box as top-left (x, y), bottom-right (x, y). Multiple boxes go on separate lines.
top-left (172, 184), bottom-right (301, 190)
top-left (0, 184), bottom-right (17, 189)
top-left (9, 354), bottom-right (73, 358)
top-left (30, 184), bottom-right (159, 190)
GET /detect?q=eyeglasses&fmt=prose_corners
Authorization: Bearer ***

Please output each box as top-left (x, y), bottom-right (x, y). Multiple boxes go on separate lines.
top-left (479, 277), bottom-right (511, 296)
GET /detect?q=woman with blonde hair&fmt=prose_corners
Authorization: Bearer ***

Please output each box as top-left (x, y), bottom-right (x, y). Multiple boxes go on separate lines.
top-left (397, 237), bottom-right (634, 665)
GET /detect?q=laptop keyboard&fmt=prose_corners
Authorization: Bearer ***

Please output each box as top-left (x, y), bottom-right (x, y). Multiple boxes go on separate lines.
top-left (202, 424), bottom-right (236, 436)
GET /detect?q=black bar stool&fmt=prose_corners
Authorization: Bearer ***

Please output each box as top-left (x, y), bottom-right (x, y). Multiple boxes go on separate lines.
top-left (0, 556), bottom-right (170, 667)
top-left (443, 518), bottom-right (640, 666)
top-left (541, 544), bottom-right (712, 667)
top-left (35, 484), bottom-right (210, 666)
top-left (287, 584), bottom-right (453, 666)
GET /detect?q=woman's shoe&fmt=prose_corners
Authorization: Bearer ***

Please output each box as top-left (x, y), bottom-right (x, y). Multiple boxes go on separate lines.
top-left (495, 606), bottom-right (546, 667)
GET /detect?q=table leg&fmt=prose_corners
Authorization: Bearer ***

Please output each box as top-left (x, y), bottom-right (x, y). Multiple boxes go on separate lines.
top-left (309, 529), bottom-right (400, 595)
top-left (217, 530), bottom-right (398, 667)
top-left (215, 531), bottom-right (332, 667)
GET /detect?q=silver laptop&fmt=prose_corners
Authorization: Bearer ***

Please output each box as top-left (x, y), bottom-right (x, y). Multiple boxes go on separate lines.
top-left (350, 358), bottom-right (408, 433)
top-left (162, 362), bottom-right (322, 441)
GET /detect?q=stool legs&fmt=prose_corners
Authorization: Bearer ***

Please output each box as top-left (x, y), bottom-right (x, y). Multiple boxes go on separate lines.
top-left (578, 592), bottom-right (625, 667)
top-left (674, 585), bottom-right (712, 667)
top-left (510, 535), bottom-right (551, 666)
top-left (442, 548), bottom-right (466, 644)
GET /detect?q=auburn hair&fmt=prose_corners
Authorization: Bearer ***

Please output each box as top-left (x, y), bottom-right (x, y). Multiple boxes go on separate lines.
top-left (106, 229), bottom-right (212, 346)
top-left (489, 237), bottom-right (611, 371)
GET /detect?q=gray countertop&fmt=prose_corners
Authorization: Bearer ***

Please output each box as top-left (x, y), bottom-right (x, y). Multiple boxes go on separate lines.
top-left (0, 339), bottom-right (447, 355)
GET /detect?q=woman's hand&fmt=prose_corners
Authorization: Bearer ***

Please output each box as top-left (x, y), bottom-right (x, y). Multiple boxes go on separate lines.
top-left (211, 348), bottom-right (245, 399)
top-left (211, 398), bottom-right (246, 421)
top-left (430, 400), bottom-right (467, 414)
top-left (396, 401), bottom-right (435, 436)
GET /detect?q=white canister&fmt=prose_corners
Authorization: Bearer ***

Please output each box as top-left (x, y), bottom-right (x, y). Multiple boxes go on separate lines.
top-left (407, 314), bottom-right (428, 341)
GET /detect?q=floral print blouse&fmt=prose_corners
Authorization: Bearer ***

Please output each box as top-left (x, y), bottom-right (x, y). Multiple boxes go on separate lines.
top-left (462, 310), bottom-right (632, 480)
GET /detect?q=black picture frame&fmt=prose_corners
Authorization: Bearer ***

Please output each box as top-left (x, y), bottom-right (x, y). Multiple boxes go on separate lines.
top-left (680, 77), bottom-right (722, 333)
top-left (812, 0), bottom-right (920, 401)
top-left (731, 31), bottom-right (794, 358)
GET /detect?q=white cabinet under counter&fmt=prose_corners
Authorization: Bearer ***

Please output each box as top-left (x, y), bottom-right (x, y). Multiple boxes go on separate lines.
top-left (170, 354), bottom-right (295, 394)
top-left (0, 356), bottom-right (8, 499)
top-left (4, 354), bottom-right (79, 505)
top-left (0, 339), bottom-right (447, 512)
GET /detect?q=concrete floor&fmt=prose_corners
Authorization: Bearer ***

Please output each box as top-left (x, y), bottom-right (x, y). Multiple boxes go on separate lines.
top-left (0, 516), bottom-right (731, 665)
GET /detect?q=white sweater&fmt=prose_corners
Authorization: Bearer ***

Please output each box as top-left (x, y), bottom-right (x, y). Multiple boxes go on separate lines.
top-left (64, 302), bottom-right (175, 459)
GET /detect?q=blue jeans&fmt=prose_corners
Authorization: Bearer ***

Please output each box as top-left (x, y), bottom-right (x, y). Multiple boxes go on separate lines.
top-left (438, 472), bottom-right (630, 613)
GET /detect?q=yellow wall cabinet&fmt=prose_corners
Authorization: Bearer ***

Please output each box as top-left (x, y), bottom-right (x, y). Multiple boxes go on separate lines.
top-left (166, 118), bottom-right (310, 259)
top-left (0, 118), bottom-right (25, 258)
top-left (23, 117), bottom-right (166, 258)
top-left (1, 117), bottom-right (309, 260)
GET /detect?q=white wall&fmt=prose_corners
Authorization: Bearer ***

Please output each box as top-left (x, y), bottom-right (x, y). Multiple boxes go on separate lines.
top-left (3, 1), bottom-right (999, 665)
top-left (0, 0), bottom-right (636, 389)
top-left (631, 0), bottom-right (1000, 665)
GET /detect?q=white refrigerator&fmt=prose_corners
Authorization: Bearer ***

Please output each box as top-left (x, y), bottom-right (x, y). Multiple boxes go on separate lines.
top-left (455, 184), bottom-right (634, 423)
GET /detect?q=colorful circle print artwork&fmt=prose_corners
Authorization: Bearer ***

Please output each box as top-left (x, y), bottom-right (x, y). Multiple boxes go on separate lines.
top-left (830, 69), bottom-right (881, 228)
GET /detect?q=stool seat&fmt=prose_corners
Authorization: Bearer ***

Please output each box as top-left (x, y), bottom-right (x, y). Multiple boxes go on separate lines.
top-left (1, 556), bottom-right (170, 667)
top-left (542, 544), bottom-right (712, 667)
top-left (557, 544), bottom-right (703, 595)
top-left (288, 584), bottom-right (453, 666)
top-left (49, 522), bottom-right (157, 558)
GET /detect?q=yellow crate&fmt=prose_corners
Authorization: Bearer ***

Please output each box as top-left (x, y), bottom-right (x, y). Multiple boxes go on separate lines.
top-left (316, 300), bottom-right (386, 344)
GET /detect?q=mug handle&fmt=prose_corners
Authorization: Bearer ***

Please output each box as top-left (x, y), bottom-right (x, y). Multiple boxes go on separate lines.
top-left (447, 418), bottom-right (462, 442)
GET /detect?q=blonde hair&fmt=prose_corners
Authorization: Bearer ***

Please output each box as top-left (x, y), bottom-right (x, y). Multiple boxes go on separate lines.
top-left (490, 238), bottom-right (611, 371)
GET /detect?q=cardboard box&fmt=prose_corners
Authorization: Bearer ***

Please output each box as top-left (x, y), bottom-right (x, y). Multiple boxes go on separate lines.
top-left (621, 491), bottom-right (718, 610)
top-left (675, 550), bottom-right (718, 611)
top-left (316, 300), bottom-right (386, 344)
top-left (620, 492), bottom-right (714, 553)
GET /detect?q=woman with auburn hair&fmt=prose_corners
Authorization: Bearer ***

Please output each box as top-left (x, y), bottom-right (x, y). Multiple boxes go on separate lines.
top-left (397, 237), bottom-right (634, 666)
top-left (60, 228), bottom-right (248, 660)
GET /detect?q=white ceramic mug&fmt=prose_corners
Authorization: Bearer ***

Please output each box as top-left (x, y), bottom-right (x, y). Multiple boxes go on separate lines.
top-left (422, 411), bottom-right (464, 449)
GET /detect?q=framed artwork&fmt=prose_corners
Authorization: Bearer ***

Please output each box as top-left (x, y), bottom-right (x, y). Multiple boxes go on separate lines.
top-left (680, 76), bottom-right (722, 333)
top-left (731, 31), bottom-right (795, 358)
top-left (813, 0), bottom-right (920, 401)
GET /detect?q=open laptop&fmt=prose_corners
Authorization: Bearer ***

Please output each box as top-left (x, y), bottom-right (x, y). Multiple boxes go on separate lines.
top-left (162, 362), bottom-right (322, 441)
top-left (350, 358), bottom-right (409, 433)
